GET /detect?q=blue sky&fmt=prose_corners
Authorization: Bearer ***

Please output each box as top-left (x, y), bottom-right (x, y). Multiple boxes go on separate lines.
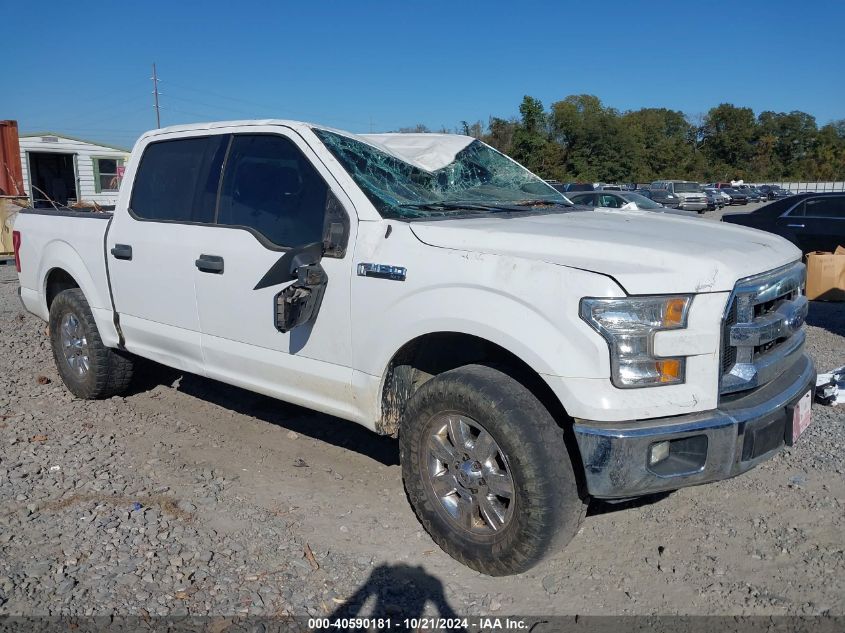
top-left (3, 0), bottom-right (843, 149)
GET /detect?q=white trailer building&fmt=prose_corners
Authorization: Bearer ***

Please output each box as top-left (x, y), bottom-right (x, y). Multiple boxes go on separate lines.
top-left (19, 133), bottom-right (130, 208)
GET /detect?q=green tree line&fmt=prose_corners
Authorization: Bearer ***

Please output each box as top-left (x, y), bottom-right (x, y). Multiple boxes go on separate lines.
top-left (411, 95), bottom-right (845, 184)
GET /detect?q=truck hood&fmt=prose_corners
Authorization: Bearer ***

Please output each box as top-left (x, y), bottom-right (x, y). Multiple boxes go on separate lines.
top-left (409, 209), bottom-right (801, 294)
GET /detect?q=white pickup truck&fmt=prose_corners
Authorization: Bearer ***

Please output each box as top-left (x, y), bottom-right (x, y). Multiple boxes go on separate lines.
top-left (13, 120), bottom-right (815, 576)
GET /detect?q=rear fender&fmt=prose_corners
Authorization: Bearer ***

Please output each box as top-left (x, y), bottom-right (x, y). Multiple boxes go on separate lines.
top-left (37, 240), bottom-right (119, 347)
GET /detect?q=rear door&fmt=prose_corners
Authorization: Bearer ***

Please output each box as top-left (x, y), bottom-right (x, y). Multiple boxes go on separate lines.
top-left (107, 134), bottom-right (227, 373)
top-left (779, 195), bottom-right (845, 253)
top-left (192, 129), bottom-right (358, 418)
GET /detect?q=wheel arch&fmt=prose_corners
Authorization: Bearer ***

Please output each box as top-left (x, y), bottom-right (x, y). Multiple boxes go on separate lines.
top-left (45, 267), bottom-right (80, 309)
top-left (36, 240), bottom-right (120, 347)
top-left (379, 330), bottom-right (588, 497)
top-left (378, 329), bottom-right (566, 427)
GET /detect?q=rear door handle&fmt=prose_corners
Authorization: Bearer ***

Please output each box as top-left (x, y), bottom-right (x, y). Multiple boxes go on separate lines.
top-left (787, 224), bottom-right (805, 228)
top-left (111, 244), bottom-right (133, 260)
top-left (195, 254), bottom-right (224, 274)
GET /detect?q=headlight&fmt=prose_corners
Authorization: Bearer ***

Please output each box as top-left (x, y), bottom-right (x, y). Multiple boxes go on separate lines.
top-left (580, 296), bottom-right (692, 388)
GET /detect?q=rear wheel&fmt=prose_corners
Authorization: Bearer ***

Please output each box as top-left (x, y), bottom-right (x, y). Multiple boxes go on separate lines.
top-left (49, 288), bottom-right (135, 399)
top-left (400, 364), bottom-right (584, 576)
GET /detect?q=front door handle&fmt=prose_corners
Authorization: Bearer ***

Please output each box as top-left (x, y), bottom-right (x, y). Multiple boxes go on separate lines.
top-left (787, 224), bottom-right (805, 228)
top-left (195, 254), bottom-right (224, 274)
top-left (111, 244), bottom-right (133, 260)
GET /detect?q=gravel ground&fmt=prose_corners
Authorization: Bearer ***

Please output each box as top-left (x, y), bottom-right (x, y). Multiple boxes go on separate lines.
top-left (0, 249), bottom-right (842, 619)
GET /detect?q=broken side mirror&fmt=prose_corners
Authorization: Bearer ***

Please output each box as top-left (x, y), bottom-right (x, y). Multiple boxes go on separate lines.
top-left (253, 242), bottom-right (328, 334)
top-left (275, 262), bottom-right (328, 333)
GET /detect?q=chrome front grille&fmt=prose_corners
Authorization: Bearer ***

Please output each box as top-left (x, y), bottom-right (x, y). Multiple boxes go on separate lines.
top-left (720, 262), bottom-right (807, 395)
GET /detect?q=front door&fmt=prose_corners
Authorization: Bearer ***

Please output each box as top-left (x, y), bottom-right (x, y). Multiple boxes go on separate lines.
top-left (193, 130), bottom-right (358, 419)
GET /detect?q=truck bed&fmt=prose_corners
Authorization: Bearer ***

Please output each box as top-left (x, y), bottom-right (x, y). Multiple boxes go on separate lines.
top-left (14, 207), bottom-right (119, 347)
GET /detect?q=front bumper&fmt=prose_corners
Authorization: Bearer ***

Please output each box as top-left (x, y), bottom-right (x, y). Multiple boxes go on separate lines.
top-left (678, 201), bottom-right (708, 211)
top-left (573, 353), bottom-right (815, 499)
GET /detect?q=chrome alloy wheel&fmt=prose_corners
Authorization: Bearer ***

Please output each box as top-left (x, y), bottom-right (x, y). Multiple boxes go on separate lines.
top-left (60, 312), bottom-right (90, 377)
top-left (424, 413), bottom-right (515, 534)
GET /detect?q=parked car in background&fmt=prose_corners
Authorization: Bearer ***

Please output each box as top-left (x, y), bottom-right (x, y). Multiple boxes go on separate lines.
top-left (758, 185), bottom-right (793, 200)
top-left (741, 187), bottom-right (763, 203)
top-left (720, 188), bottom-right (749, 205)
top-left (561, 182), bottom-right (596, 192)
top-left (722, 193), bottom-right (845, 254)
top-left (650, 181), bottom-right (708, 212)
top-left (646, 187), bottom-right (682, 208)
top-left (703, 189), bottom-right (720, 210)
top-left (568, 191), bottom-right (696, 216)
top-left (704, 188), bottom-right (729, 208)
top-left (595, 183), bottom-right (622, 190)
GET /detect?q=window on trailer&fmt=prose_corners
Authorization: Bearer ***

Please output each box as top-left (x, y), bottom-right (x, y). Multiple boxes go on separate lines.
top-left (93, 157), bottom-right (125, 193)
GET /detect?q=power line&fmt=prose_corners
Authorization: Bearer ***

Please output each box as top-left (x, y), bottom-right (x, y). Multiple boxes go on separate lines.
top-left (163, 79), bottom-right (372, 128)
top-left (11, 80), bottom-right (150, 126)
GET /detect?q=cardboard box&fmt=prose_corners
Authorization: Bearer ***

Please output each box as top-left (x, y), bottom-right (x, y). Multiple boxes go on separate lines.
top-left (806, 246), bottom-right (845, 301)
top-left (0, 198), bottom-right (21, 256)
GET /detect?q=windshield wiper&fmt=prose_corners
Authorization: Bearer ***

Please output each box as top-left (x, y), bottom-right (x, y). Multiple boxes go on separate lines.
top-left (397, 200), bottom-right (573, 215)
top-left (512, 199), bottom-right (573, 207)
top-left (397, 202), bottom-right (502, 212)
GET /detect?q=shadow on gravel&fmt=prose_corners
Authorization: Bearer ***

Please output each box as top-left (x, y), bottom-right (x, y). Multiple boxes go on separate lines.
top-left (127, 359), bottom-right (401, 466)
top-left (807, 301), bottom-right (845, 338)
top-left (586, 491), bottom-right (671, 517)
top-left (329, 563), bottom-right (463, 630)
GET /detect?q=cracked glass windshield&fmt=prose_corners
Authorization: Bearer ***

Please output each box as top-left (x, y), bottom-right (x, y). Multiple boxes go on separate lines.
top-left (313, 129), bottom-right (570, 219)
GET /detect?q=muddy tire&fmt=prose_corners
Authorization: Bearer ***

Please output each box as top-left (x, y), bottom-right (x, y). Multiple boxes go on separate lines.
top-left (49, 288), bottom-right (134, 399)
top-left (400, 364), bottom-right (584, 576)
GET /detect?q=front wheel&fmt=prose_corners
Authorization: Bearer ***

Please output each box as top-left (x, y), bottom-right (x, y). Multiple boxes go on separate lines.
top-left (49, 288), bottom-right (135, 399)
top-left (400, 364), bottom-right (584, 576)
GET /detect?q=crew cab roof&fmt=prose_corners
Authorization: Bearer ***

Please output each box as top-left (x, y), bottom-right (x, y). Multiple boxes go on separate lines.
top-left (140, 120), bottom-right (476, 171)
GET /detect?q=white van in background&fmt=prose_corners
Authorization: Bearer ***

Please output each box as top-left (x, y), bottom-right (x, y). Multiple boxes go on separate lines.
top-left (650, 180), bottom-right (709, 212)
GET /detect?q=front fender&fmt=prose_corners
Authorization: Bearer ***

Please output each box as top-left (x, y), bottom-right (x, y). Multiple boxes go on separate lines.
top-left (352, 241), bottom-right (626, 384)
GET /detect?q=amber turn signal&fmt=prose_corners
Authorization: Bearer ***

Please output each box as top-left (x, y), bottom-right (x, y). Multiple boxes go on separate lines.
top-left (662, 297), bottom-right (689, 328)
top-left (658, 359), bottom-right (683, 383)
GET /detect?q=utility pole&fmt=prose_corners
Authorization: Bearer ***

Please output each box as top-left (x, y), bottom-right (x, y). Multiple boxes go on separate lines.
top-left (151, 63), bottom-right (161, 128)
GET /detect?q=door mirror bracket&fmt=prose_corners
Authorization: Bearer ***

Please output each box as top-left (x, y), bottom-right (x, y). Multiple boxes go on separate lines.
top-left (275, 263), bottom-right (328, 333)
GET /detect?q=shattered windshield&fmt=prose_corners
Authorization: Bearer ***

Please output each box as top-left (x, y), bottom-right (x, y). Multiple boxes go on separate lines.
top-left (313, 129), bottom-right (569, 219)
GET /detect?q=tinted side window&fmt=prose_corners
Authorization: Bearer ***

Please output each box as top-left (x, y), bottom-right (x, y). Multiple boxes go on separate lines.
top-left (786, 200), bottom-right (805, 217)
top-left (804, 196), bottom-right (845, 218)
top-left (217, 134), bottom-right (327, 248)
top-left (130, 136), bottom-right (227, 223)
